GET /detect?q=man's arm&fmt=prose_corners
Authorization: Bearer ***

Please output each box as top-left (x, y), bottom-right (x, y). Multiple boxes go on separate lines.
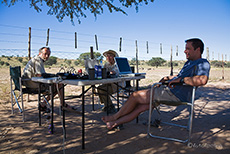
top-left (159, 75), bottom-right (177, 83)
top-left (169, 75), bottom-right (208, 87)
top-left (183, 75), bottom-right (208, 86)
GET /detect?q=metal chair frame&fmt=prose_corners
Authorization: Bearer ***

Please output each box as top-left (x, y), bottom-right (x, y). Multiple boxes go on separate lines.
top-left (10, 66), bottom-right (49, 122)
top-left (147, 82), bottom-right (196, 143)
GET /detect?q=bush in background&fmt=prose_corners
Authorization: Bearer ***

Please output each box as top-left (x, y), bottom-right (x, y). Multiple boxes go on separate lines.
top-left (147, 57), bottom-right (166, 68)
top-left (45, 56), bottom-right (57, 66)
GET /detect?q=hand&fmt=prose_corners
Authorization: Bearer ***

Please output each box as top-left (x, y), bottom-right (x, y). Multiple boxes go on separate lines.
top-left (159, 76), bottom-right (169, 83)
top-left (110, 71), bottom-right (116, 75)
top-left (168, 77), bottom-right (181, 88)
top-left (36, 74), bottom-right (42, 77)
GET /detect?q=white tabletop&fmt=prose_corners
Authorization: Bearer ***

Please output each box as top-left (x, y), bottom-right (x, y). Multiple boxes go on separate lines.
top-left (32, 75), bottom-right (145, 86)
top-left (32, 77), bottom-right (58, 84)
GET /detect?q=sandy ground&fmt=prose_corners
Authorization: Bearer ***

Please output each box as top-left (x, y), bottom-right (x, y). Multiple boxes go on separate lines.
top-left (0, 67), bottom-right (230, 154)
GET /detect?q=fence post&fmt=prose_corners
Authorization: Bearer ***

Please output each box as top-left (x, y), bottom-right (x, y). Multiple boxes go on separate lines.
top-left (95, 35), bottom-right (98, 50)
top-left (170, 45), bottom-right (173, 76)
top-left (135, 40), bottom-right (139, 73)
top-left (46, 28), bottom-right (50, 46)
top-left (222, 54), bottom-right (224, 80)
top-left (160, 43), bottom-right (162, 54)
top-left (90, 46), bottom-right (94, 59)
top-left (146, 41), bottom-right (149, 54)
top-left (28, 27), bottom-right (31, 60)
top-left (206, 47), bottom-right (209, 60)
top-left (119, 37), bottom-right (122, 52)
top-left (75, 32), bottom-right (77, 49)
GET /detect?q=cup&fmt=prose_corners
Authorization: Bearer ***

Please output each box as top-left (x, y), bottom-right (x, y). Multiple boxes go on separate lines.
top-left (88, 68), bottom-right (95, 80)
top-left (102, 68), bottom-right (107, 79)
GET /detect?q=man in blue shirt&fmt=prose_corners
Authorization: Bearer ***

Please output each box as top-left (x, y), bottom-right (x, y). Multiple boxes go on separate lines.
top-left (102, 38), bottom-right (210, 130)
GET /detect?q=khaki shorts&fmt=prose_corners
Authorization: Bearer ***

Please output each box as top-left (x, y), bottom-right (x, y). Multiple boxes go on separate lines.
top-left (23, 80), bottom-right (49, 93)
top-left (154, 85), bottom-right (181, 106)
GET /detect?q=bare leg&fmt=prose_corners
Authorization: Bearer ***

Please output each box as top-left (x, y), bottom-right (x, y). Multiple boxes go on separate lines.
top-left (42, 84), bottom-right (61, 105)
top-left (106, 104), bottom-right (149, 129)
top-left (102, 89), bottom-right (151, 123)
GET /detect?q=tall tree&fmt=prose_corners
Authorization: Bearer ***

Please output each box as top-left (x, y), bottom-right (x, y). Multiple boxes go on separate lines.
top-left (3, 0), bottom-right (154, 24)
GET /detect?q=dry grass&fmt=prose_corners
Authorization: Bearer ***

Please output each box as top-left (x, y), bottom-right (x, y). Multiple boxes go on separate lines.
top-left (0, 66), bottom-right (230, 154)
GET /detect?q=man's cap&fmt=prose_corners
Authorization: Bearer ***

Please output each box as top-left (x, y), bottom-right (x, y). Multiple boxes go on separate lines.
top-left (103, 50), bottom-right (119, 57)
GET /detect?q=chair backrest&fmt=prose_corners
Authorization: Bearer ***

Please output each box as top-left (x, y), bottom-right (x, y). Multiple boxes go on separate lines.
top-left (10, 66), bottom-right (21, 90)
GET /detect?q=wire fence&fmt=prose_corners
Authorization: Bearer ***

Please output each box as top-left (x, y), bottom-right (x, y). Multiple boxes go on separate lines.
top-left (1, 24), bottom-right (228, 62)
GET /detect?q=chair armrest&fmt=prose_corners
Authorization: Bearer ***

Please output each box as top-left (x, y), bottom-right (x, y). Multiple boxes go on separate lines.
top-left (20, 78), bottom-right (31, 81)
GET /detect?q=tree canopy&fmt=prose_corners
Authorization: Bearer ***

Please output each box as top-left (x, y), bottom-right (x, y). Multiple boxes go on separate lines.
top-left (3, 0), bottom-right (154, 24)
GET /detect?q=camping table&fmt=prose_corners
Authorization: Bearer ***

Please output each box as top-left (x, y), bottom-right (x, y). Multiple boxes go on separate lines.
top-left (32, 75), bottom-right (145, 149)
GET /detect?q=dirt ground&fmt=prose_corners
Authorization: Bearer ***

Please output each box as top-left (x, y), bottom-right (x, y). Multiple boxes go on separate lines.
top-left (0, 67), bottom-right (230, 154)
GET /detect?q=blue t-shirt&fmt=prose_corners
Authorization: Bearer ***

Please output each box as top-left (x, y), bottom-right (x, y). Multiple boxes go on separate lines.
top-left (170, 58), bottom-right (210, 102)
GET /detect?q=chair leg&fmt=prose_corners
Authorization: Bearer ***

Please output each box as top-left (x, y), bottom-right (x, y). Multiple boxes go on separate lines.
top-left (147, 84), bottom-right (155, 137)
top-left (20, 78), bottom-right (25, 122)
top-left (10, 77), bottom-right (14, 114)
top-left (21, 92), bottom-right (25, 122)
top-left (26, 94), bottom-right (30, 102)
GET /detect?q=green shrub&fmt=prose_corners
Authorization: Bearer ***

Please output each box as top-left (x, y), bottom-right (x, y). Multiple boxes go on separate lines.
top-left (0, 61), bottom-right (5, 66)
top-left (226, 62), bottom-right (230, 68)
top-left (18, 57), bottom-right (23, 63)
top-left (5, 62), bottom-right (10, 66)
top-left (147, 57), bottom-right (166, 68)
top-left (45, 56), bottom-right (57, 66)
top-left (211, 60), bottom-right (225, 67)
top-left (74, 60), bottom-right (80, 66)
top-left (167, 61), bottom-right (179, 67)
top-left (65, 60), bottom-right (72, 65)
top-left (22, 61), bottom-right (28, 66)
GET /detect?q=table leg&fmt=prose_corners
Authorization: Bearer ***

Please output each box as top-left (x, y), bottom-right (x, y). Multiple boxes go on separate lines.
top-left (60, 84), bottom-right (66, 139)
top-left (92, 85), bottom-right (95, 111)
top-left (82, 86), bottom-right (85, 149)
top-left (136, 80), bottom-right (139, 123)
top-left (38, 83), bottom-right (41, 126)
top-left (50, 84), bottom-right (54, 134)
top-left (106, 84), bottom-right (109, 115)
top-left (116, 82), bottom-right (119, 111)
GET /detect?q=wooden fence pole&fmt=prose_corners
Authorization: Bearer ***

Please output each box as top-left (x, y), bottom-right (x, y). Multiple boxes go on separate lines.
top-left (95, 35), bottom-right (98, 50)
top-left (28, 27), bottom-right (31, 60)
top-left (46, 28), bottom-right (50, 46)
top-left (90, 46), bottom-right (94, 59)
top-left (170, 45), bottom-right (173, 76)
top-left (135, 40), bottom-right (139, 73)
top-left (176, 45), bottom-right (178, 56)
top-left (160, 43), bottom-right (162, 54)
top-left (119, 37), bottom-right (122, 52)
top-left (75, 32), bottom-right (77, 49)
top-left (146, 41), bottom-right (149, 54)
top-left (206, 47), bottom-right (209, 60)
top-left (222, 54), bottom-right (224, 80)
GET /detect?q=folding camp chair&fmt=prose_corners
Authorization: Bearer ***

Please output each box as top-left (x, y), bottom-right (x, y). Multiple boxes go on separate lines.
top-left (10, 66), bottom-right (49, 122)
top-left (147, 82), bottom-right (196, 144)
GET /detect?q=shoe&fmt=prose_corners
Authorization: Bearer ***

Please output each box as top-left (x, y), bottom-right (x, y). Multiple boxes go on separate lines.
top-left (48, 124), bottom-right (55, 134)
top-left (39, 105), bottom-right (51, 113)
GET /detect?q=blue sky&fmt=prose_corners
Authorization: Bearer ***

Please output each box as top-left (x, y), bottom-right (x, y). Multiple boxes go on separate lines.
top-left (0, 0), bottom-right (230, 60)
